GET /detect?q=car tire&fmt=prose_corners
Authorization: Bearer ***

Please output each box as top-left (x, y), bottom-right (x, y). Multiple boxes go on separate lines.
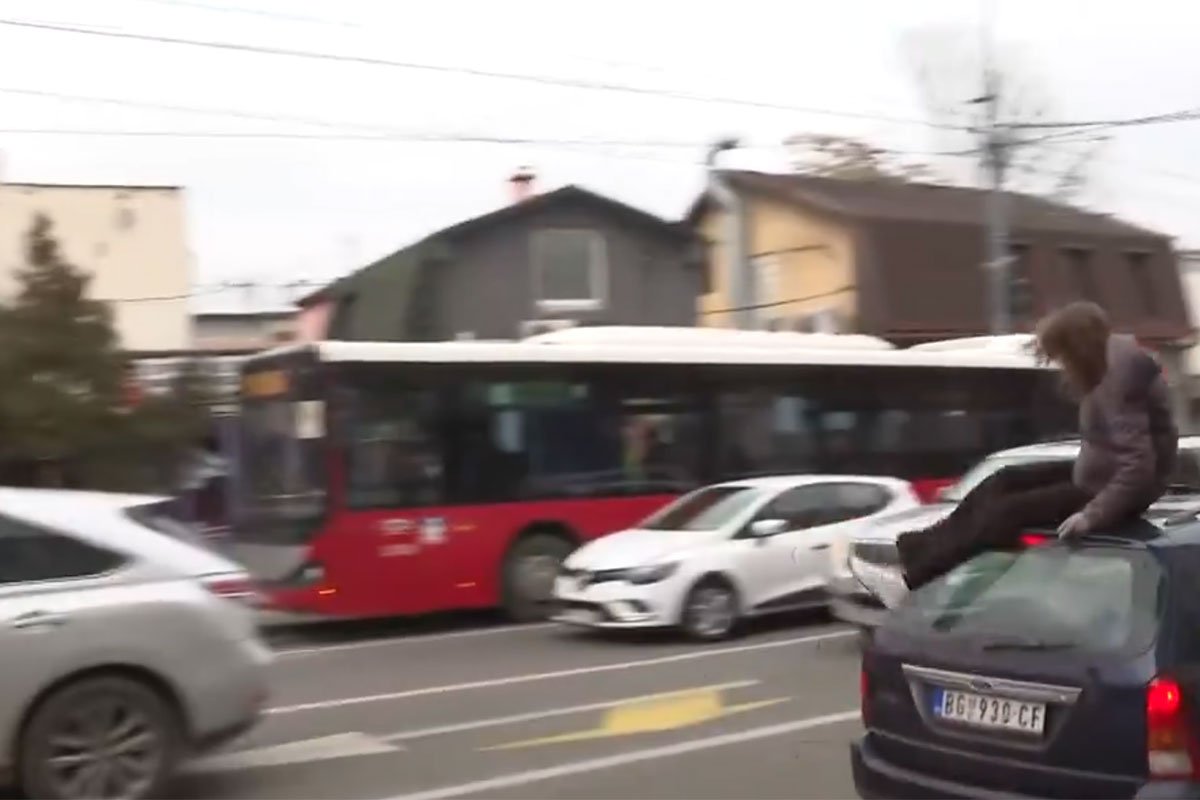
top-left (501, 533), bottom-right (575, 623)
top-left (18, 674), bottom-right (183, 800)
top-left (680, 577), bottom-right (740, 642)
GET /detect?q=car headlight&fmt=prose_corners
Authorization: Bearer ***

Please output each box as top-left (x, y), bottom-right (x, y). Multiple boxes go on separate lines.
top-left (849, 556), bottom-right (908, 610)
top-left (625, 562), bottom-right (679, 585)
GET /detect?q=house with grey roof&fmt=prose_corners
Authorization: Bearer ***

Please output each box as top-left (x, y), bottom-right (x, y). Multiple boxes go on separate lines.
top-left (298, 172), bottom-right (704, 342)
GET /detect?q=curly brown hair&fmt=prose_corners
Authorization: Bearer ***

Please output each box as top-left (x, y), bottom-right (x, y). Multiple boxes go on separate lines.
top-left (1033, 301), bottom-right (1111, 396)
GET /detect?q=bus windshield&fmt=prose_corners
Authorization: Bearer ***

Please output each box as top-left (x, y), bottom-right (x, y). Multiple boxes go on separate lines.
top-left (238, 397), bottom-right (326, 540)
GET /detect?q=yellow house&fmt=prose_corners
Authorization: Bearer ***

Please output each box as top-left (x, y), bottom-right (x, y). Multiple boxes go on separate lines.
top-left (686, 170), bottom-right (1189, 346)
top-left (692, 173), bottom-right (858, 333)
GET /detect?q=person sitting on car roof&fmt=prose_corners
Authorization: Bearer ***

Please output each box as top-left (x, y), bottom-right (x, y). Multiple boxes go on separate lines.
top-left (896, 300), bottom-right (1179, 591)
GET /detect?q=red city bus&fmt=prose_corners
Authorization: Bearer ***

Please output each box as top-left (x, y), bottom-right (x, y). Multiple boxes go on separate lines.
top-left (231, 328), bottom-right (1074, 621)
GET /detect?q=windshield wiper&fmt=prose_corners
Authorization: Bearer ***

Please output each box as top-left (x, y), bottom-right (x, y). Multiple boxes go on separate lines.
top-left (979, 636), bottom-right (1076, 652)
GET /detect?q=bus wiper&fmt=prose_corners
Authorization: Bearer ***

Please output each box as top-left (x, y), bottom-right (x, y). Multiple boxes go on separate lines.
top-left (980, 636), bottom-right (1076, 652)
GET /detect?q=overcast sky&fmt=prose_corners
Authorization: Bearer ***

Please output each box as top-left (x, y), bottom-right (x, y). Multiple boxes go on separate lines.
top-left (0, 0), bottom-right (1197, 312)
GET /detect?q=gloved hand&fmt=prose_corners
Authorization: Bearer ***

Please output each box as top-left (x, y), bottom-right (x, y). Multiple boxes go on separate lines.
top-left (1057, 512), bottom-right (1089, 539)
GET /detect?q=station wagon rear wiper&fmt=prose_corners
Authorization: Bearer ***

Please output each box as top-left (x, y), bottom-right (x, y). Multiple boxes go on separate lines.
top-left (979, 637), bottom-right (1076, 652)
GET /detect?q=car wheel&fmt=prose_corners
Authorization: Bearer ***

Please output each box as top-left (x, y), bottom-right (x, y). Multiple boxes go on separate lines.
top-left (18, 675), bottom-right (182, 800)
top-left (502, 533), bottom-right (575, 623)
top-left (680, 578), bottom-right (739, 642)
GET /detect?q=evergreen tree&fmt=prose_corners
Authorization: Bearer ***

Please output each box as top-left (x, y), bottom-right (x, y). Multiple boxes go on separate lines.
top-left (0, 215), bottom-right (127, 485)
top-left (124, 358), bottom-right (217, 491)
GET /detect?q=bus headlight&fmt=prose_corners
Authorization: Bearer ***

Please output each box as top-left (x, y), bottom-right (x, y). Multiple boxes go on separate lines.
top-left (286, 561), bottom-right (325, 586)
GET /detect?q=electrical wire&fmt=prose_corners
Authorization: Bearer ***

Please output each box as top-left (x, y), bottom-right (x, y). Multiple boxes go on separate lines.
top-left (700, 286), bottom-right (856, 316)
top-left (0, 126), bottom-right (715, 148)
top-left (0, 16), bottom-right (963, 130)
top-left (1007, 107), bottom-right (1200, 130)
top-left (128, 0), bottom-right (362, 27)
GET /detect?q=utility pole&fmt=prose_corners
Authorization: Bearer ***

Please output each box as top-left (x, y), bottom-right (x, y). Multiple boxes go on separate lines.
top-left (973, 13), bottom-right (1013, 335)
top-left (705, 139), bottom-right (754, 330)
top-left (982, 94), bottom-right (1012, 334)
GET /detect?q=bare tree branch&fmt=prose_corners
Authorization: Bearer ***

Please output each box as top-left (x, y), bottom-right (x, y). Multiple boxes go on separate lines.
top-left (898, 24), bottom-right (1098, 202)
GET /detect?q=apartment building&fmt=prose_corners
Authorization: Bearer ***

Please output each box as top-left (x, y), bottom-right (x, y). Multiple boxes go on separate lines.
top-left (0, 181), bottom-right (193, 352)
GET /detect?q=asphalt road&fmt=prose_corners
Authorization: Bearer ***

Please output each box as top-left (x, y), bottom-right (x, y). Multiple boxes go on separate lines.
top-left (175, 613), bottom-right (864, 800)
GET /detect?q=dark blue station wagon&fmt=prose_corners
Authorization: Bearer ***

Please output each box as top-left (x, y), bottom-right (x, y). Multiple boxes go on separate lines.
top-left (853, 510), bottom-right (1200, 799)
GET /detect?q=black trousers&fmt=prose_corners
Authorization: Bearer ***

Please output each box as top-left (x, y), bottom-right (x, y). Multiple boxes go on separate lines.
top-left (896, 462), bottom-right (1091, 591)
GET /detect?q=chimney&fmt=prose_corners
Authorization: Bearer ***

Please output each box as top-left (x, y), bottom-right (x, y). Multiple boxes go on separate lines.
top-left (509, 167), bottom-right (535, 203)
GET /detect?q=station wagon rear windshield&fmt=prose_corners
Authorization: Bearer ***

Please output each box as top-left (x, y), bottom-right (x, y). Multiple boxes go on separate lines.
top-left (891, 545), bottom-right (1165, 655)
top-left (640, 486), bottom-right (761, 531)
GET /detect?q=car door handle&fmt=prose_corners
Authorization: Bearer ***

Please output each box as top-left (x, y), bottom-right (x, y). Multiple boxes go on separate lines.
top-left (810, 544), bottom-right (831, 551)
top-left (11, 611), bottom-right (68, 630)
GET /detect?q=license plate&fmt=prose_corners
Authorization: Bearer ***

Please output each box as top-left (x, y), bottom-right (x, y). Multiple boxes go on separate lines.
top-left (930, 688), bottom-right (1046, 735)
top-left (562, 607), bottom-right (598, 624)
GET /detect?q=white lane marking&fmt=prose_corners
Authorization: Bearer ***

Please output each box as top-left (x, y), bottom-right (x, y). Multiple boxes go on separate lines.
top-left (380, 680), bottom-right (759, 742)
top-left (380, 709), bottom-right (860, 800)
top-left (275, 623), bottom-right (557, 657)
top-left (187, 732), bottom-right (400, 774)
top-left (268, 628), bottom-right (852, 714)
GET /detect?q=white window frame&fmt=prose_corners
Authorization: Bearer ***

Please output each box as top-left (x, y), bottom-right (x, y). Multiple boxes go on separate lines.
top-left (532, 229), bottom-right (608, 313)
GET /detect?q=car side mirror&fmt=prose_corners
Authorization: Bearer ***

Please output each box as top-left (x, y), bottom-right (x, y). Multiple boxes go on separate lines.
top-left (750, 518), bottom-right (788, 538)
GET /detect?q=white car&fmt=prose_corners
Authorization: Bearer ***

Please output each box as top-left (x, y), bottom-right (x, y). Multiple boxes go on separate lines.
top-left (830, 436), bottom-right (1200, 635)
top-left (551, 475), bottom-right (920, 641)
top-left (0, 489), bottom-right (271, 799)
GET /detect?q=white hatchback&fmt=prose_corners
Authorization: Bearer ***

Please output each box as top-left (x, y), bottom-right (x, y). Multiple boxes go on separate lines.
top-left (552, 475), bottom-right (920, 640)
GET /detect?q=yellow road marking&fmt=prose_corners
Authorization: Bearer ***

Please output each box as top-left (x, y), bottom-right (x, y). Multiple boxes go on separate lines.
top-left (481, 688), bottom-right (791, 751)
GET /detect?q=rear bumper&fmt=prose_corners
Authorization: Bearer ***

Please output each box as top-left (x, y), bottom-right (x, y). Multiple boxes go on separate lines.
top-left (851, 738), bottom-right (1190, 800)
top-left (188, 636), bottom-right (272, 748)
top-left (852, 738), bottom-right (1036, 800)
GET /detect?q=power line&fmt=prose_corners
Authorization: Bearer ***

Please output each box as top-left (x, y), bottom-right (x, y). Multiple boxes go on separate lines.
top-left (0, 85), bottom-right (470, 134)
top-left (96, 284), bottom-right (230, 303)
top-left (0, 17), bottom-right (961, 130)
top-left (0, 126), bottom-right (717, 148)
top-left (700, 285), bottom-right (856, 316)
top-left (1007, 107), bottom-right (1200, 130)
top-left (129, 0), bottom-right (362, 27)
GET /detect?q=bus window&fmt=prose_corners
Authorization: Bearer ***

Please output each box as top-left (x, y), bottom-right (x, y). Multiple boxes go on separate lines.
top-left (342, 387), bottom-right (446, 509)
top-left (454, 380), bottom-right (704, 502)
top-left (716, 390), bottom-right (818, 478)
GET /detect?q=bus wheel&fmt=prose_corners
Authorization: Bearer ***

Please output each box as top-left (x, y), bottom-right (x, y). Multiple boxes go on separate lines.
top-left (502, 533), bottom-right (574, 622)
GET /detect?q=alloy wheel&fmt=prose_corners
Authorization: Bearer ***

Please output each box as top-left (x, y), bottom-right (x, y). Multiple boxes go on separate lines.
top-left (40, 693), bottom-right (163, 799)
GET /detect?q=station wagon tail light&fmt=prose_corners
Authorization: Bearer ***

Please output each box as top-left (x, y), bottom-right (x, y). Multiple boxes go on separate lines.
top-left (1147, 676), bottom-right (1200, 779)
top-left (860, 666), bottom-right (871, 725)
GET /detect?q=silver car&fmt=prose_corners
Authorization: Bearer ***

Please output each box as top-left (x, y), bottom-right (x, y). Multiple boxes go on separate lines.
top-left (830, 436), bottom-right (1200, 636)
top-left (0, 489), bottom-right (272, 800)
